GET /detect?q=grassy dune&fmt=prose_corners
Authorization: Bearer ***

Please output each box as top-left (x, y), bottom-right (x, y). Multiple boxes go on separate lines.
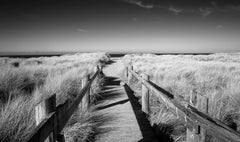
top-left (123, 53), bottom-right (240, 142)
top-left (0, 52), bottom-right (109, 142)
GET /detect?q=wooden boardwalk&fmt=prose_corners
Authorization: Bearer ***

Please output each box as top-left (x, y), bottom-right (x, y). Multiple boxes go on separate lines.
top-left (94, 59), bottom-right (158, 142)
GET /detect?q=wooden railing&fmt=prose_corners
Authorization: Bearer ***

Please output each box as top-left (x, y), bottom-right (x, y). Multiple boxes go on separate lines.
top-left (26, 67), bottom-right (101, 142)
top-left (125, 65), bottom-right (240, 142)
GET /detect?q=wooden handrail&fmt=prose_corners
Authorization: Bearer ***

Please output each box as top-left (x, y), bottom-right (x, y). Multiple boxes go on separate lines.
top-left (26, 68), bottom-right (100, 142)
top-left (127, 66), bottom-right (240, 142)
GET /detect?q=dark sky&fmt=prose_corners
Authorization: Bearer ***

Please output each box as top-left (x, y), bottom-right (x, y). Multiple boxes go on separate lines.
top-left (0, 0), bottom-right (240, 53)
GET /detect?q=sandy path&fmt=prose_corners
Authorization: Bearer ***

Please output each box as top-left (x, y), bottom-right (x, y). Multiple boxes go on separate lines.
top-left (102, 58), bottom-right (126, 78)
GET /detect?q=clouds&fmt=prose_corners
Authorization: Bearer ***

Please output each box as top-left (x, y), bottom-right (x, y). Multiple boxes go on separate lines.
top-left (216, 25), bottom-right (224, 29)
top-left (167, 7), bottom-right (214, 17)
top-left (168, 6), bottom-right (182, 15)
top-left (76, 28), bottom-right (88, 33)
top-left (123, 0), bottom-right (153, 9)
top-left (135, 1), bottom-right (154, 9)
top-left (122, 0), bottom-right (240, 17)
top-left (199, 8), bottom-right (212, 17)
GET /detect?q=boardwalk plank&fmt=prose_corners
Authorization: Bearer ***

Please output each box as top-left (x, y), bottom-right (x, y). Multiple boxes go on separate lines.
top-left (95, 59), bottom-right (158, 142)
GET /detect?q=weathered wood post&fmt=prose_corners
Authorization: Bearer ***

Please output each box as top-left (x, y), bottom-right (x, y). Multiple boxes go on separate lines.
top-left (56, 99), bottom-right (70, 142)
top-left (96, 65), bottom-right (101, 73)
top-left (203, 97), bottom-right (209, 114)
top-left (35, 94), bottom-right (56, 142)
top-left (128, 65), bottom-right (133, 83)
top-left (217, 99), bottom-right (224, 119)
top-left (199, 96), bottom-right (209, 142)
top-left (186, 118), bottom-right (201, 142)
top-left (186, 124), bottom-right (198, 142)
top-left (97, 64), bottom-right (103, 75)
top-left (125, 66), bottom-right (129, 79)
top-left (82, 74), bottom-right (90, 110)
top-left (141, 73), bottom-right (150, 115)
top-left (187, 92), bottom-right (201, 141)
top-left (93, 65), bottom-right (100, 78)
top-left (57, 134), bottom-right (66, 142)
top-left (190, 89), bottom-right (198, 106)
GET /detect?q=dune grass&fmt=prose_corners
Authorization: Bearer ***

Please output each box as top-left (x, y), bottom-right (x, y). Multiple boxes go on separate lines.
top-left (123, 53), bottom-right (240, 142)
top-left (0, 52), bottom-right (109, 142)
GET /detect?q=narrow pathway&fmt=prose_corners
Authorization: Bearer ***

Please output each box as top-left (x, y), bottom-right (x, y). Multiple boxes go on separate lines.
top-left (94, 58), bottom-right (158, 142)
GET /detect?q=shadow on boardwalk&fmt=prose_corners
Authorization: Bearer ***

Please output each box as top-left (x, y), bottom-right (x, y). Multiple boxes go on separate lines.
top-left (124, 84), bottom-right (174, 142)
top-left (124, 84), bottom-right (160, 142)
top-left (91, 76), bottom-right (127, 141)
top-left (94, 76), bottom-right (123, 105)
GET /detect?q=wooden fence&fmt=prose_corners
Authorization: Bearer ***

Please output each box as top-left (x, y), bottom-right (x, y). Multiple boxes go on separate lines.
top-left (126, 65), bottom-right (240, 142)
top-left (26, 67), bottom-right (101, 142)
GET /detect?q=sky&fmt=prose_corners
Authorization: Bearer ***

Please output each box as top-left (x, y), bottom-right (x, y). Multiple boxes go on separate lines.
top-left (0, 0), bottom-right (240, 53)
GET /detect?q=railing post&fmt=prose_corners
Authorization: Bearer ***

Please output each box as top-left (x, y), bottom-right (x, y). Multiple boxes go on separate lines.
top-left (186, 120), bottom-right (202, 141)
top-left (35, 94), bottom-right (56, 142)
top-left (125, 66), bottom-right (128, 78)
top-left (56, 99), bottom-right (70, 142)
top-left (190, 89), bottom-right (197, 106)
top-left (97, 65), bottom-right (103, 75)
top-left (128, 65), bottom-right (133, 83)
top-left (82, 74), bottom-right (90, 110)
top-left (96, 65), bottom-right (100, 73)
top-left (141, 73), bottom-right (150, 115)
top-left (186, 123), bottom-right (201, 142)
top-left (199, 96), bottom-right (209, 142)
top-left (187, 92), bottom-right (201, 141)
top-left (57, 135), bottom-right (65, 142)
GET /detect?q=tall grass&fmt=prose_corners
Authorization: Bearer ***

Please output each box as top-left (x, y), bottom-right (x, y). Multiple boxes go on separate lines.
top-left (0, 52), bottom-right (109, 142)
top-left (123, 53), bottom-right (240, 142)
top-left (0, 96), bottom-right (35, 141)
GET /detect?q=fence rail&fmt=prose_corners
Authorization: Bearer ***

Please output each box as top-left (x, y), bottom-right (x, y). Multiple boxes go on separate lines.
top-left (126, 65), bottom-right (240, 142)
top-left (26, 67), bottom-right (100, 142)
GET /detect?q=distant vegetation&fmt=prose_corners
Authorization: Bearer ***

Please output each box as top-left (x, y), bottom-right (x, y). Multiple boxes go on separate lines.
top-left (0, 52), bottom-right (110, 142)
top-left (123, 53), bottom-right (240, 142)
